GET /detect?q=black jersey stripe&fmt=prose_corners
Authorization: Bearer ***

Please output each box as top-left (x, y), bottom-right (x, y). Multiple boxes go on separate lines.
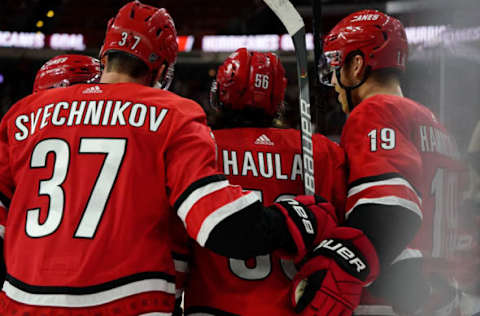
top-left (171, 251), bottom-right (189, 262)
top-left (6, 271), bottom-right (175, 295)
top-left (348, 172), bottom-right (422, 198)
top-left (0, 191), bottom-right (11, 209)
top-left (173, 174), bottom-right (227, 211)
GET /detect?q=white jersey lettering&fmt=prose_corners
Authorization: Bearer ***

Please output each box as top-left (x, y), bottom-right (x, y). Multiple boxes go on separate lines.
top-left (13, 100), bottom-right (170, 142)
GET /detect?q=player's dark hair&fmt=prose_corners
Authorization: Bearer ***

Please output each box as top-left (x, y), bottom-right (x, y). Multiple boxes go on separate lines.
top-left (209, 106), bottom-right (281, 130)
top-left (105, 51), bottom-right (150, 79)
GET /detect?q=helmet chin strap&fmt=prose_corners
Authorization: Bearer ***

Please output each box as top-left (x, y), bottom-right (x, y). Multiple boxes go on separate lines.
top-left (335, 66), bottom-right (370, 113)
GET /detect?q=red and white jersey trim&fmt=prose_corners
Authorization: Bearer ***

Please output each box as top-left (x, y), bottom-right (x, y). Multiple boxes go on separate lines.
top-left (348, 177), bottom-right (422, 204)
top-left (140, 313), bottom-right (171, 316)
top-left (197, 192), bottom-right (259, 246)
top-left (2, 278), bottom-right (176, 308)
top-left (177, 180), bottom-right (230, 222)
top-left (346, 196), bottom-right (422, 219)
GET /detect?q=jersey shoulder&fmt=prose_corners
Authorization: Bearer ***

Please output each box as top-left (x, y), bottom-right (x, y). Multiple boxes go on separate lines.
top-left (344, 95), bottom-right (422, 140)
top-left (1, 91), bottom-right (44, 123)
top-left (312, 133), bottom-right (345, 162)
top-left (312, 133), bottom-right (341, 149)
top-left (353, 94), bottom-right (432, 122)
top-left (100, 83), bottom-right (206, 122)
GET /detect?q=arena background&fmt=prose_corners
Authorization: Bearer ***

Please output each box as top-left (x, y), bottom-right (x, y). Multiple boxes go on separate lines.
top-left (0, 0), bottom-right (479, 315)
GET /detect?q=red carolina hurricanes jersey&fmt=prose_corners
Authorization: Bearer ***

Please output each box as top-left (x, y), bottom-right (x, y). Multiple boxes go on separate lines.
top-left (0, 83), bottom-right (258, 315)
top-left (184, 127), bottom-right (347, 315)
top-left (342, 95), bottom-right (466, 311)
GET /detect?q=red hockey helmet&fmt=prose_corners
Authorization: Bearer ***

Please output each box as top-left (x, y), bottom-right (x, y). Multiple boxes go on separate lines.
top-left (210, 48), bottom-right (287, 116)
top-left (319, 10), bottom-right (408, 86)
top-left (99, 0), bottom-right (178, 88)
top-left (33, 54), bottom-right (101, 93)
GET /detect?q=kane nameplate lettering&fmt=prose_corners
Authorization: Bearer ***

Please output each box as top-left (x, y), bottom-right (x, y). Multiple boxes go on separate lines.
top-left (418, 125), bottom-right (460, 159)
top-left (14, 100), bottom-right (169, 141)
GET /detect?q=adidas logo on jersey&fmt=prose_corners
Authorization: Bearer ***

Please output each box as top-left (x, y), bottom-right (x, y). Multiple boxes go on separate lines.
top-left (254, 134), bottom-right (274, 146)
top-left (82, 85), bottom-right (103, 94)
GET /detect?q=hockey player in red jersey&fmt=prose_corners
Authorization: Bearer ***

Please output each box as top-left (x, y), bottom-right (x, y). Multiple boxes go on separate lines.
top-left (182, 48), bottom-right (347, 315)
top-left (0, 1), bottom-right (352, 315)
top-left (294, 9), bottom-right (466, 316)
top-left (33, 54), bottom-right (101, 93)
top-left (0, 55), bottom-right (103, 296)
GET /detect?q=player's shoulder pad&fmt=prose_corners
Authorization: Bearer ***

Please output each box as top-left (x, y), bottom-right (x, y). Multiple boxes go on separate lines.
top-left (312, 133), bottom-right (340, 147)
top-left (347, 95), bottom-right (405, 132)
top-left (354, 95), bottom-right (392, 115)
top-left (274, 127), bottom-right (302, 147)
top-left (312, 133), bottom-right (345, 165)
top-left (313, 133), bottom-right (344, 157)
top-left (354, 94), bottom-right (417, 123)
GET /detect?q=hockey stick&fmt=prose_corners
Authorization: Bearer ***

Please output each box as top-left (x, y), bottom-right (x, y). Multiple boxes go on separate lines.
top-left (312, 0), bottom-right (323, 87)
top-left (311, 0), bottom-right (329, 135)
top-left (263, 0), bottom-right (315, 195)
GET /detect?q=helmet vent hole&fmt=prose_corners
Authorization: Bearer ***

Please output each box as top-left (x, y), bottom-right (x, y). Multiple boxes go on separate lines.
top-left (130, 8), bottom-right (135, 19)
top-left (156, 28), bottom-right (163, 37)
top-left (145, 15), bottom-right (151, 22)
top-left (382, 31), bottom-right (388, 41)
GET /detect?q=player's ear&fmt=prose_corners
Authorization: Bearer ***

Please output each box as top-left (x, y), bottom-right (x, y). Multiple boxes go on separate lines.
top-left (100, 56), bottom-right (108, 73)
top-left (351, 54), bottom-right (366, 81)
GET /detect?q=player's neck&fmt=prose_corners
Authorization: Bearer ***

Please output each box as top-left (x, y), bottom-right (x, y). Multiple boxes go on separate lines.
top-left (357, 79), bottom-right (403, 102)
top-left (100, 72), bottom-right (149, 85)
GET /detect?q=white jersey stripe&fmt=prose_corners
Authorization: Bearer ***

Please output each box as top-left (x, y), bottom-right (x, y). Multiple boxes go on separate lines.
top-left (348, 177), bottom-right (422, 204)
top-left (346, 196), bottom-right (423, 220)
top-left (0, 225), bottom-right (4, 239)
top-left (196, 192), bottom-right (260, 246)
top-left (139, 313), bottom-right (171, 316)
top-left (177, 180), bottom-right (230, 222)
top-left (2, 278), bottom-right (175, 308)
top-left (0, 200), bottom-right (5, 209)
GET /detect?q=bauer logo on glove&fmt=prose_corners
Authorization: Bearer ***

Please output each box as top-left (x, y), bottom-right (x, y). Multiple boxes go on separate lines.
top-left (316, 239), bottom-right (368, 278)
